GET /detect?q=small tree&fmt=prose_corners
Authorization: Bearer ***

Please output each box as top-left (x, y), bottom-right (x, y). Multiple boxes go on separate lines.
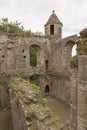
top-left (0, 18), bottom-right (33, 35)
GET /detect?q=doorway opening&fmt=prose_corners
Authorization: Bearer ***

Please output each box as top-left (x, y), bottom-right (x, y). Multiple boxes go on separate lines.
top-left (45, 85), bottom-right (49, 95)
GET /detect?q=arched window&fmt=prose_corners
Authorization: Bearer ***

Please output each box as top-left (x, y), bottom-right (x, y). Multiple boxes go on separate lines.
top-left (30, 46), bottom-right (37, 67)
top-left (50, 25), bottom-right (54, 35)
top-left (63, 40), bottom-right (76, 70)
top-left (29, 45), bottom-right (40, 67)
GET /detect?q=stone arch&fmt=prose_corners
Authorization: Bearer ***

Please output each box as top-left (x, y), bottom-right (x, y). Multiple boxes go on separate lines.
top-left (63, 40), bottom-right (76, 70)
top-left (29, 44), bottom-right (41, 67)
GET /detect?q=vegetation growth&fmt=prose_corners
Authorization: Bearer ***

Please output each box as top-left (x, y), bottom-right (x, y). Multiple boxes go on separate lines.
top-left (0, 76), bottom-right (9, 86)
top-left (0, 18), bottom-right (33, 35)
top-left (0, 18), bottom-right (43, 36)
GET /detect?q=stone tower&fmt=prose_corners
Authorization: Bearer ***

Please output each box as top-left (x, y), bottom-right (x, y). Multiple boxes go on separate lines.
top-left (45, 10), bottom-right (63, 39)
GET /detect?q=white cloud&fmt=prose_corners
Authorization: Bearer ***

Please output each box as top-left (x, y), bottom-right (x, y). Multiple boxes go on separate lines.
top-left (0, 0), bottom-right (87, 37)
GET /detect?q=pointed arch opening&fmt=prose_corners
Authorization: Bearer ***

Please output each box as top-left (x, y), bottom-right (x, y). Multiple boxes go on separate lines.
top-left (63, 40), bottom-right (77, 70)
top-left (29, 45), bottom-right (41, 67)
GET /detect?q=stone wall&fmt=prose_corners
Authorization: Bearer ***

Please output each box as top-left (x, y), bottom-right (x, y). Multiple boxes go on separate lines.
top-left (77, 55), bottom-right (87, 130)
top-left (50, 76), bottom-right (70, 104)
top-left (9, 89), bottom-right (28, 130)
top-left (70, 69), bottom-right (78, 130)
top-left (76, 29), bottom-right (87, 130)
top-left (38, 74), bottom-right (70, 104)
top-left (70, 29), bottom-right (87, 130)
top-left (0, 34), bottom-right (51, 76)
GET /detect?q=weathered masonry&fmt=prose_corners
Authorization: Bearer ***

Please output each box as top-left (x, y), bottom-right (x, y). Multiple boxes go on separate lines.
top-left (0, 11), bottom-right (87, 130)
top-left (0, 11), bottom-right (77, 104)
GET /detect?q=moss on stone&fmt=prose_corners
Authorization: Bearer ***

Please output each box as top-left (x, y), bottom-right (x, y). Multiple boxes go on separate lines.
top-left (0, 76), bottom-right (9, 86)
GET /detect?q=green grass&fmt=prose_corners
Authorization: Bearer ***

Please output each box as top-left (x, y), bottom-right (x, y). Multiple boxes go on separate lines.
top-left (42, 98), bottom-right (52, 115)
top-left (30, 81), bottom-right (41, 94)
top-left (19, 77), bottom-right (28, 84)
top-left (51, 96), bottom-right (70, 108)
top-left (30, 80), bottom-right (37, 85)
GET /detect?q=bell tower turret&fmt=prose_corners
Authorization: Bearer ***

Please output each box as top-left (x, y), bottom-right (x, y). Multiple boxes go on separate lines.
top-left (45, 10), bottom-right (63, 39)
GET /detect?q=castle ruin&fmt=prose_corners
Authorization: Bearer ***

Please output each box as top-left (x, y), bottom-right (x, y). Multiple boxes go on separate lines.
top-left (0, 11), bottom-right (87, 130)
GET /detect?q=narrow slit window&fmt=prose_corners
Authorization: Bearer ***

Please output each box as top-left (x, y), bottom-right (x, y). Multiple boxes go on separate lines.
top-left (45, 60), bottom-right (49, 70)
top-left (50, 25), bottom-right (54, 35)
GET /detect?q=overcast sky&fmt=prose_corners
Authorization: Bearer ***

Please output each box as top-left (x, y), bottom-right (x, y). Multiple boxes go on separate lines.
top-left (0, 0), bottom-right (87, 37)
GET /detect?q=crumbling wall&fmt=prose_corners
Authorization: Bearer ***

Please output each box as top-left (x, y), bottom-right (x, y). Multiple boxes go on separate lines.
top-left (9, 76), bottom-right (60, 130)
top-left (69, 29), bottom-right (87, 130)
top-left (9, 89), bottom-right (28, 130)
top-left (0, 34), bottom-right (51, 76)
top-left (76, 29), bottom-right (87, 130)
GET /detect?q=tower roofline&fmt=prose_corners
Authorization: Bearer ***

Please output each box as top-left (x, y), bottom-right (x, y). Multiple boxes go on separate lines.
top-left (45, 10), bottom-right (62, 26)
